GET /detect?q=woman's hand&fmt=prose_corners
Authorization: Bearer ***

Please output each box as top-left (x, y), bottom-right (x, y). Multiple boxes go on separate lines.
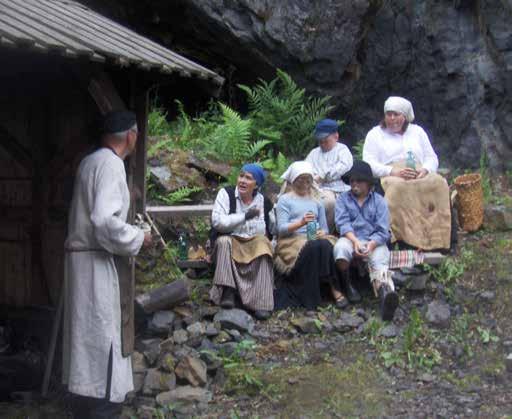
top-left (301, 211), bottom-right (316, 226)
top-left (390, 167), bottom-right (418, 180)
top-left (416, 168), bottom-right (429, 179)
top-left (353, 239), bottom-right (366, 257)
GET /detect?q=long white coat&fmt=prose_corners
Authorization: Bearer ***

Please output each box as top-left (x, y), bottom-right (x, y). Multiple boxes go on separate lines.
top-left (62, 148), bottom-right (144, 402)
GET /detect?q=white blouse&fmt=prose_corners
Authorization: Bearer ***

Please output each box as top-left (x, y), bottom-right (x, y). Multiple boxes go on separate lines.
top-left (362, 124), bottom-right (439, 178)
top-left (305, 142), bottom-right (353, 192)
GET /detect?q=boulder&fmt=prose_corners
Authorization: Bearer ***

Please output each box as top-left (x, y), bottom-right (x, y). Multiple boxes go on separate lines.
top-left (156, 385), bottom-right (213, 406)
top-left (333, 313), bottom-right (364, 333)
top-left (143, 368), bottom-right (176, 395)
top-left (290, 316), bottom-right (321, 334)
top-left (426, 300), bottom-right (451, 328)
top-left (187, 322), bottom-right (206, 339)
top-left (213, 309), bottom-right (255, 333)
top-left (173, 329), bottom-right (189, 345)
top-left (174, 356), bottom-right (208, 387)
top-left (148, 310), bottom-right (176, 335)
top-left (484, 205), bottom-right (512, 232)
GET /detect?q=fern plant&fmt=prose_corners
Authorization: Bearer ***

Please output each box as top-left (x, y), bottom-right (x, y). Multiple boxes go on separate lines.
top-left (161, 186), bottom-right (203, 204)
top-left (238, 69), bottom-right (335, 157)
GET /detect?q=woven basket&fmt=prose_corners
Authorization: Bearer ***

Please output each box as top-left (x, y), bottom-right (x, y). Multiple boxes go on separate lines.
top-left (454, 173), bottom-right (484, 232)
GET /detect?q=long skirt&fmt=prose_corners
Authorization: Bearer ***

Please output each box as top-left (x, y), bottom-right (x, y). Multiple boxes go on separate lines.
top-left (274, 238), bottom-right (339, 310)
top-left (209, 236), bottom-right (274, 311)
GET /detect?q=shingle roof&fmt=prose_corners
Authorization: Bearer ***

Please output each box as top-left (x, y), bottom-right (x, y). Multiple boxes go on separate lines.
top-left (0, 0), bottom-right (224, 84)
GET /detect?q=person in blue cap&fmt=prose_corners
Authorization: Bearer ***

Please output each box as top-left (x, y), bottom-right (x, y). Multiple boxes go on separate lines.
top-left (306, 118), bottom-right (353, 234)
top-left (209, 163), bottom-right (274, 320)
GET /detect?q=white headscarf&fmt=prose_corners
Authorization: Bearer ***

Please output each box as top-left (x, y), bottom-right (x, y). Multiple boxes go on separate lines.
top-left (384, 96), bottom-right (415, 122)
top-left (280, 161), bottom-right (314, 184)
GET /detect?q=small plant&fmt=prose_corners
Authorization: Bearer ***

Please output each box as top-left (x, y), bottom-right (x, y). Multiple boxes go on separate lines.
top-left (148, 106), bottom-right (171, 137)
top-left (477, 326), bottom-right (499, 344)
top-left (160, 186), bottom-right (203, 205)
top-left (352, 139), bottom-right (365, 160)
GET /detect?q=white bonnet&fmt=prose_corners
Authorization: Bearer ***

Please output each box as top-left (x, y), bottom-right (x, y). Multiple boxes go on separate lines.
top-left (280, 161), bottom-right (314, 184)
top-left (384, 96), bottom-right (415, 122)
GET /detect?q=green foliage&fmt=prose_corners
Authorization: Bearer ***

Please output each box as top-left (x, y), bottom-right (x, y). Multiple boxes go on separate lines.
top-left (425, 247), bottom-right (474, 302)
top-left (160, 186), bottom-right (202, 204)
top-left (148, 107), bottom-right (171, 137)
top-left (260, 152), bottom-right (292, 182)
top-left (239, 69), bottom-right (336, 157)
top-left (352, 139), bottom-right (365, 160)
top-left (477, 326), bottom-right (499, 344)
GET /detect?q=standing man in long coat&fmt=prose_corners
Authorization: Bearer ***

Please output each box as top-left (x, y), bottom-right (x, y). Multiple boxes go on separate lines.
top-left (62, 111), bottom-right (151, 418)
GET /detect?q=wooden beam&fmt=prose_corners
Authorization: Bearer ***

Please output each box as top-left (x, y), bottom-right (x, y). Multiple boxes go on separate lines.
top-left (146, 204), bottom-right (214, 217)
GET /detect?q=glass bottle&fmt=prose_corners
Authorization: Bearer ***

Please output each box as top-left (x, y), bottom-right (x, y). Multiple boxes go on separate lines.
top-left (177, 232), bottom-right (188, 260)
top-left (406, 151), bottom-right (416, 170)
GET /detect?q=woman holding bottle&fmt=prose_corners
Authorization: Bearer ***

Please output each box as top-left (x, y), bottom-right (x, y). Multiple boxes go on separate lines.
top-left (362, 96), bottom-right (453, 251)
top-left (274, 161), bottom-right (347, 310)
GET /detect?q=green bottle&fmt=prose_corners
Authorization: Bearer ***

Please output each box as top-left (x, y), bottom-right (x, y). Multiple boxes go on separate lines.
top-left (178, 232), bottom-right (188, 260)
top-left (406, 151), bottom-right (416, 170)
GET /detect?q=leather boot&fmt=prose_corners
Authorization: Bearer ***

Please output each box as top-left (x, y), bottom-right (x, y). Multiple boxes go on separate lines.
top-left (340, 269), bottom-right (361, 303)
top-left (378, 284), bottom-right (399, 321)
top-left (220, 287), bottom-right (236, 309)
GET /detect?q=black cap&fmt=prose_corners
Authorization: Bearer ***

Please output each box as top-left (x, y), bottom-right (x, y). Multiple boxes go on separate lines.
top-left (342, 160), bottom-right (375, 184)
top-left (102, 110), bottom-right (137, 134)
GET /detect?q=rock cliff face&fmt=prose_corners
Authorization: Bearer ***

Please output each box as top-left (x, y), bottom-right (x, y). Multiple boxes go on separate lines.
top-left (90, 0), bottom-right (512, 172)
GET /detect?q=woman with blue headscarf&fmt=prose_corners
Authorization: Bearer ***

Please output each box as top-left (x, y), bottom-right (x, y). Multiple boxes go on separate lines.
top-left (209, 163), bottom-right (274, 320)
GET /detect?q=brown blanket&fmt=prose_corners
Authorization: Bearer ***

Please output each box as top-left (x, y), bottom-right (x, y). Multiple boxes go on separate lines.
top-left (231, 235), bottom-right (273, 264)
top-left (382, 173), bottom-right (451, 250)
top-left (274, 234), bottom-right (337, 274)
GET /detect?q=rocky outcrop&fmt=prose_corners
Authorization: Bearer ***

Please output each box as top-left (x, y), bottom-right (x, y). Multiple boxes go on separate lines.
top-left (87, 0), bottom-right (512, 173)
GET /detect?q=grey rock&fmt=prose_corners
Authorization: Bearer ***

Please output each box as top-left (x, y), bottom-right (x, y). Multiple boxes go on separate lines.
top-left (148, 310), bottom-right (176, 335)
top-left (333, 312), bottom-right (364, 333)
top-left (226, 328), bottom-right (242, 341)
top-left (187, 152), bottom-right (231, 178)
top-left (407, 273), bottom-right (430, 291)
top-left (290, 316), bottom-right (321, 334)
top-left (199, 306), bottom-right (220, 320)
top-left (484, 205), bottom-right (512, 231)
top-left (133, 372), bottom-right (146, 393)
top-left (216, 342), bottom-right (239, 357)
top-left (213, 309), bottom-right (255, 333)
top-left (506, 353), bottom-right (512, 373)
top-left (173, 345), bottom-right (199, 362)
top-left (159, 337), bottom-right (174, 353)
top-left (205, 322), bottom-right (220, 337)
top-left (175, 355), bottom-right (208, 387)
top-left (143, 369), bottom-right (176, 395)
top-left (213, 330), bottom-right (232, 344)
top-left (158, 353), bottom-right (176, 373)
top-left (426, 300), bottom-right (451, 328)
top-left (173, 329), bottom-right (189, 345)
top-left (156, 386), bottom-right (212, 406)
top-left (379, 324), bottom-right (400, 338)
top-left (138, 338), bottom-right (162, 366)
top-left (419, 373), bottom-right (435, 383)
top-left (132, 351), bottom-right (148, 373)
top-left (200, 350), bottom-right (222, 372)
top-left (479, 291), bottom-right (496, 301)
top-left (133, 396), bottom-right (157, 409)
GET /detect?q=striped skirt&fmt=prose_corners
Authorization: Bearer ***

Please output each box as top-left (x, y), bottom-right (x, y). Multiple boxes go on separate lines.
top-left (209, 236), bottom-right (274, 311)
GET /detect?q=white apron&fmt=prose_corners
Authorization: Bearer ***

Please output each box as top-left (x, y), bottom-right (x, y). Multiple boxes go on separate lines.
top-left (62, 148), bottom-right (144, 402)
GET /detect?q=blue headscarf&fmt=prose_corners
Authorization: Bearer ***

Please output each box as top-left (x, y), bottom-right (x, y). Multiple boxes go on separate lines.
top-left (241, 163), bottom-right (266, 187)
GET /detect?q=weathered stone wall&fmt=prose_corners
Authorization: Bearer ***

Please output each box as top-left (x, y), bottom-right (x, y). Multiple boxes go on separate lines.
top-left (87, 0), bottom-right (512, 173)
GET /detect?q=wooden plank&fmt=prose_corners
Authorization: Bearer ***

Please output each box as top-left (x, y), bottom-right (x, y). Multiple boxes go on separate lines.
top-left (177, 260), bottom-right (209, 269)
top-left (146, 205), bottom-right (214, 217)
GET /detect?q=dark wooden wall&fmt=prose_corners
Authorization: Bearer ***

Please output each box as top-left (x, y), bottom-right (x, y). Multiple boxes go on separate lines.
top-left (0, 49), bottom-right (149, 308)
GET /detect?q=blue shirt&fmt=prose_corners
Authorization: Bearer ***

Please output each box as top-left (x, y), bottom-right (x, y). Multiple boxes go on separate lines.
top-left (335, 190), bottom-right (390, 245)
top-left (276, 193), bottom-right (328, 237)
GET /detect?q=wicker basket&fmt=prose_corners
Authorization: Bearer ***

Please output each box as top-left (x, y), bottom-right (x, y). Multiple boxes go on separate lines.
top-left (454, 173), bottom-right (484, 232)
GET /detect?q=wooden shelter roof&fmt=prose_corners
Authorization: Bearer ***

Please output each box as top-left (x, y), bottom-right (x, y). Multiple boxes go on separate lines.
top-left (0, 0), bottom-right (224, 85)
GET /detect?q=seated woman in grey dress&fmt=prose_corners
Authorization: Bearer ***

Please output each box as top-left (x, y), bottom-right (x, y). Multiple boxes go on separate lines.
top-left (274, 161), bottom-right (347, 310)
top-left (209, 163), bottom-right (274, 320)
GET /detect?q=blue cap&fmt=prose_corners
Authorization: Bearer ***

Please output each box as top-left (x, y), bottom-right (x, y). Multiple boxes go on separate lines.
top-left (241, 163), bottom-right (266, 187)
top-left (314, 119), bottom-right (338, 140)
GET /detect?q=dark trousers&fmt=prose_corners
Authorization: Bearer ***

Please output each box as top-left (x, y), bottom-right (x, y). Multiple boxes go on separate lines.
top-left (70, 346), bottom-right (123, 419)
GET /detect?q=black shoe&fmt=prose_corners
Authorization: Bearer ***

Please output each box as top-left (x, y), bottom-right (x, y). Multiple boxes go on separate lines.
top-left (345, 279), bottom-right (361, 303)
top-left (379, 285), bottom-right (399, 321)
top-left (220, 287), bottom-right (236, 309)
top-left (253, 310), bottom-right (272, 320)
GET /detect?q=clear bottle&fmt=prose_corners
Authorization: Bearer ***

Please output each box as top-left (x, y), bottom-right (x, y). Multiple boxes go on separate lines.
top-left (406, 151), bottom-right (416, 170)
top-left (177, 232), bottom-right (188, 260)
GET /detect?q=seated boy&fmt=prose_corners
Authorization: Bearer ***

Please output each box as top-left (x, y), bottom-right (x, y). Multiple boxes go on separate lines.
top-left (333, 160), bottom-right (398, 321)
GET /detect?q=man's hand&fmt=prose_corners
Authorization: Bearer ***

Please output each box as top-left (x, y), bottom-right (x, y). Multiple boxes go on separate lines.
top-left (353, 239), bottom-right (366, 257)
top-left (313, 175), bottom-right (323, 184)
top-left (390, 167), bottom-right (418, 180)
top-left (416, 168), bottom-right (429, 179)
top-left (366, 240), bottom-right (377, 254)
top-left (245, 207), bottom-right (260, 221)
top-left (142, 232), bottom-right (153, 248)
